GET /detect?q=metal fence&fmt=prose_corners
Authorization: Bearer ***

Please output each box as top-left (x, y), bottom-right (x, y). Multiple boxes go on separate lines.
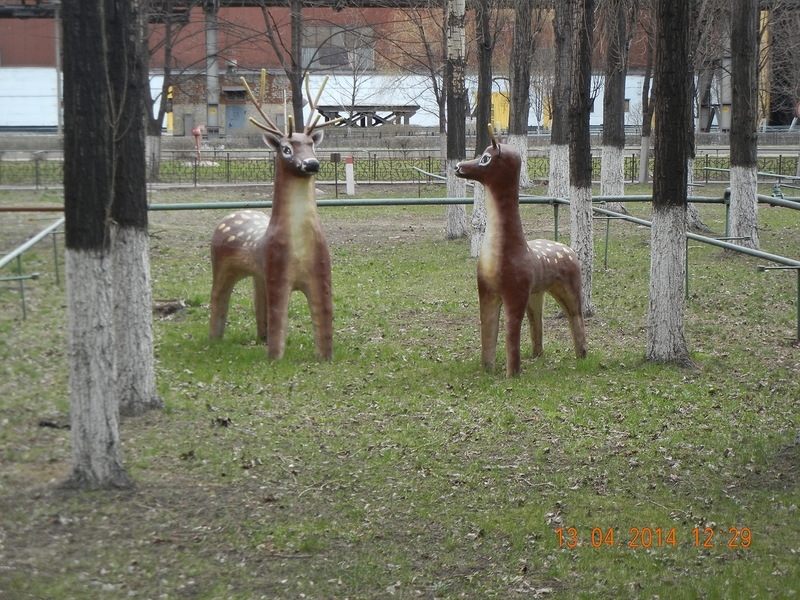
top-left (2, 148), bottom-right (799, 188)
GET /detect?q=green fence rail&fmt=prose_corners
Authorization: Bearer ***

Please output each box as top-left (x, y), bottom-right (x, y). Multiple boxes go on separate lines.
top-left (3, 195), bottom-right (798, 338)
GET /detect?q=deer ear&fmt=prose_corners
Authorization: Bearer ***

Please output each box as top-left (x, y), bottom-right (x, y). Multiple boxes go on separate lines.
top-left (310, 129), bottom-right (324, 147)
top-left (262, 132), bottom-right (281, 150)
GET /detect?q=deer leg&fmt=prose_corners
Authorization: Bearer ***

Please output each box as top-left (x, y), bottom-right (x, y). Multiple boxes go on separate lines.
top-left (526, 291), bottom-right (546, 358)
top-left (547, 285), bottom-right (587, 359)
top-left (567, 312), bottom-right (587, 359)
top-left (253, 275), bottom-right (268, 342)
top-left (503, 296), bottom-right (528, 377)
top-left (266, 281), bottom-right (291, 360)
top-left (478, 291), bottom-right (502, 372)
top-left (209, 269), bottom-right (241, 339)
top-left (302, 277), bottom-right (333, 361)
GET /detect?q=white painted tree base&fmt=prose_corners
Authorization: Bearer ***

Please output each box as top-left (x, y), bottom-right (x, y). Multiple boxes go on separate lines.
top-left (729, 165), bottom-right (760, 249)
top-left (600, 145), bottom-right (626, 213)
top-left (548, 144), bottom-right (569, 201)
top-left (569, 184), bottom-right (595, 316)
top-left (446, 160), bottom-right (469, 239)
top-left (507, 134), bottom-right (530, 189)
top-left (646, 204), bottom-right (693, 366)
top-left (64, 249), bottom-right (133, 490)
top-left (113, 225), bottom-right (163, 416)
top-left (470, 183), bottom-right (486, 258)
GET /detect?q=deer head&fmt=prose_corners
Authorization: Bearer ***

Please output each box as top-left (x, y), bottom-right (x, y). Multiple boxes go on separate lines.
top-left (240, 71), bottom-right (343, 180)
top-left (454, 124), bottom-right (522, 196)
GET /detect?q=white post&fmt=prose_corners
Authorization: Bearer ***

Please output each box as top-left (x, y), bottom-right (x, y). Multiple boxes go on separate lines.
top-left (345, 156), bottom-right (355, 196)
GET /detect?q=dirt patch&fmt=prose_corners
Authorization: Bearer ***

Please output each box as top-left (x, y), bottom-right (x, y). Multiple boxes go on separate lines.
top-left (732, 437), bottom-right (800, 493)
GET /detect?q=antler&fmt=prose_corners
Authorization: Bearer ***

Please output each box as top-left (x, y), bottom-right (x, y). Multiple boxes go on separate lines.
top-left (241, 70), bottom-right (283, 136)
top-left (304, 74), bottom-right (346, 132)
top-left (488, 123), bottom-right (499, 149)
top-left (243, 69), bottom-right (346, 136)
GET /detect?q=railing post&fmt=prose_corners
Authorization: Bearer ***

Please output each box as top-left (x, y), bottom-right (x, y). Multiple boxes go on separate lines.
top-left (553, 202), bottom-right (559, 242)
top-left (0, 271), bottom-right (41, 320)
top-left (17, 256), bottom-right (26, 319)
top-left (52, 229), bottom-right (61, 286)
top-left (685, 237), bottom-right (690, 299)
top-left (724, 188), bottom-right (731, 238)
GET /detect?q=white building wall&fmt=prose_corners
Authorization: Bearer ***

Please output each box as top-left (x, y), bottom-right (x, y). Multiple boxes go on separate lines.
top-left (1, 66), bottom-right (649, 132)
top-left (0, 68), bottom-right (164, 128)
top-left (0, 68), bottom-right (59, 127)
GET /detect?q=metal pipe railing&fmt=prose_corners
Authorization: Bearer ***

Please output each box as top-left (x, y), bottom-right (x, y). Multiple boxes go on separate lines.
top-left (592, 204), bottom-right (800, 339)
top-left (3, 195), bottom-right (798, 337)
top-left (0, 217), bottom-right (64, 271)
top-left (0, 217), bottom-right (62, 319)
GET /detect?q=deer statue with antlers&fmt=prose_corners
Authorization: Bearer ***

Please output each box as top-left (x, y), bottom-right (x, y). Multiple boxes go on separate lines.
top-left (209, 72), bottom-right (343, 360)
top-left (455, 124), bottom-right (587, 376)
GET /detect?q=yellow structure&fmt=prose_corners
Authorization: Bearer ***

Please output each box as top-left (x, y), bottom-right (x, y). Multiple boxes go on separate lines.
top-left (490, 92), bottom-right (510, 130)
top-left (166, 85), bottom-right (174, 133)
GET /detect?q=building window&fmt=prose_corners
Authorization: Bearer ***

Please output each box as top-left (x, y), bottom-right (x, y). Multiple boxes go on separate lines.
top-left (302, 26), bottom-right (375, 71)
top-left (222, 87), bottom-right (247, 102)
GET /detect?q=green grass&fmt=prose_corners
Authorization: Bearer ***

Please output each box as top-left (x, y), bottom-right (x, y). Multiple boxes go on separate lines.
top-left (0, 185), bottom-right (798, 599)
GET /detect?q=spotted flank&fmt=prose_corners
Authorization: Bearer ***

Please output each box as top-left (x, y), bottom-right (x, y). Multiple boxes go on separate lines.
top-left (216, 211), bottom-right (269, 248)
top-left (529, 239), bottom-right (575, 262)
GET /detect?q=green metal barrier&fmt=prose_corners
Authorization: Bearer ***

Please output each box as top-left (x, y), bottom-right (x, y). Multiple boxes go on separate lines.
top-left (3, 194), bottom-right (798, 339)
top-left (0, 217), bottom-right (63, 319)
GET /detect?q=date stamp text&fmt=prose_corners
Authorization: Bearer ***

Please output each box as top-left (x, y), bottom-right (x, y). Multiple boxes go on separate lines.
top-left (556, 526), bottom-right (752, 549)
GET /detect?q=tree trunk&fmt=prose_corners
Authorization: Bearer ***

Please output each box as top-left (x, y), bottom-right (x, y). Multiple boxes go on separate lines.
top-left (508, 0), bottom-right (534, 188)
top-left (638, 138), bottom-right (651, 183)
top-left (143, 0), bottom-right (174, 182)
top-left (62, 0), bottom-right (133, 490)
top-left (474, 0), bottom-right (493, 156)
top-left (64, 252), bottom-right (132, 489)
top-left (548, 2), bottom-right (571, 199)
top-left (638, 24), bottom-right (654, 184)
top-left (600, 146), bottom-right (625, 208)
top-left (113, 227), bottom-right (163, 416)
top-left (600, 0), bottom-right (628, 213)
top-left (549, 144), bottom-right (570, 201)
top-left (469, 0), bottom-right (493, 254)
top-left (686, 157), bottom-right (712, 233)
top-left (568, 0), bottom-right (595, 317)
top-left (470, 182), bottom-right (486, 258)
top-left (446, 159), bottom-right (469, 238)
top-left (729, 0), bottom-right (760, 250)
top-left (290, 0), bottom-right (305, 127)
top-left (108, 0), bottom-right (163, 417)
top-left (647, 0), bottom-right (693, 367)
top-left (648, 204), bottom-right (692, 366)
top-left (145, 132), bottom-right (162, 181)
top-left (445, 0), bottom-right (468, 239)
